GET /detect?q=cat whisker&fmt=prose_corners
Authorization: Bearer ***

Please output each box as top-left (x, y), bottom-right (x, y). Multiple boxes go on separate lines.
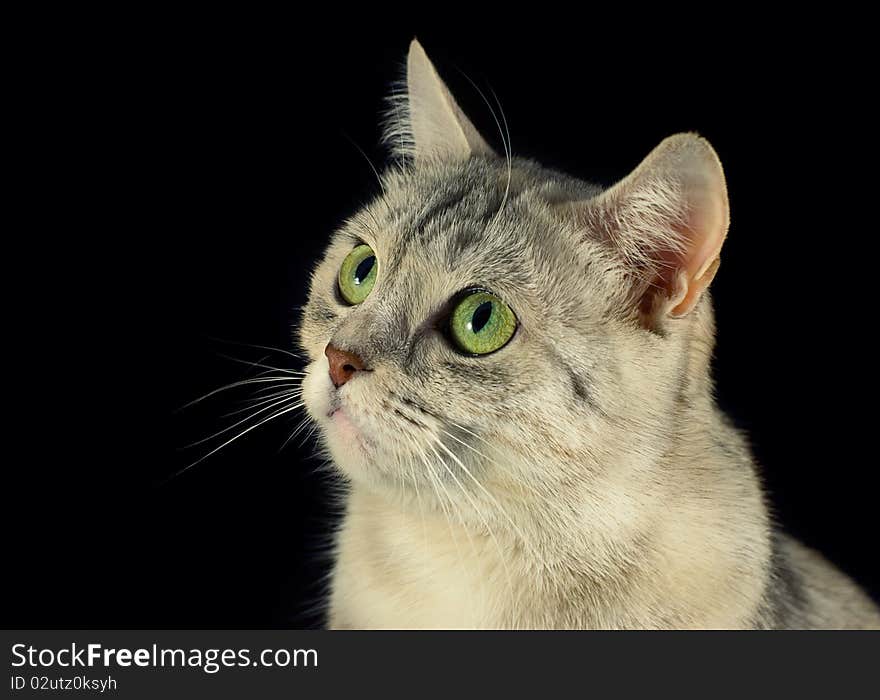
top-left (447, 420), bottom-right (554, 490)
top-left (414, 443), bottom-right (481, 622)
top-left (489, 85), bottom-right (512, 204)
top-left (432, 436), bottom-right (552, 575)
top-left (178, 376), bottom-right (303, 411)
top-left (236, 383), bottom-right (303, 403)
top-left (457, 70), bottom-right (512, 216)
top-left (412, 437), bottom-right (488, 621)
top-left (221, 387), bottom-right (302, 418)
top-left (206, 336), bottom-right (305, 362)
top-left (447, 420), bottom-right (496, 450)
top-left (215, 352), bottom-right (305, 376)
top-left (426, 439), bottom-right (517, 609)
top-left (417, 444), bottom-right (476, 609)
top-left (401, 437), bottom-right (430, 582)
top-left (343, 132), bottom-right (386, 195)
top-left (457, 70), bottom-right (509, 162)
top-left (163, 400), bottom-right (305, 485)
top-left (413, 444), bottom-right (451, 565)
top-left (438, 427), bottom-right (543, 499)
top-left (447, 420), bottom-right (542, 488)
top-left (184, 393), bottom-right (304, 448)
top-left (278, 412), bottom-right (317, 454)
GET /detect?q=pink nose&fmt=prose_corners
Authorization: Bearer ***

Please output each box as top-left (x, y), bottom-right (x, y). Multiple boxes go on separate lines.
top-left (325, 344), bottom-right (367, 388)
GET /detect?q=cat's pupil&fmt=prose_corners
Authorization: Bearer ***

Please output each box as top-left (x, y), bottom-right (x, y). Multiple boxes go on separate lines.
top-left (354, 256), bottom-right (375, 285)
top-left (471, 301), bottom-right (493, 333)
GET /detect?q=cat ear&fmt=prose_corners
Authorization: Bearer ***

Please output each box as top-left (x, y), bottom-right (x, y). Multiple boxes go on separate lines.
top-left (575, 133), bottom-right (729, 321)
top-left (384, 39), bottom-right (495, 162)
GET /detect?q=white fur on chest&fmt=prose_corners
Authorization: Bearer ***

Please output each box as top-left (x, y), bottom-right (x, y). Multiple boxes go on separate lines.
top-left (329, 488), bottom-right (517, 629)
top-left (327, 478), bottom-right (772, 630)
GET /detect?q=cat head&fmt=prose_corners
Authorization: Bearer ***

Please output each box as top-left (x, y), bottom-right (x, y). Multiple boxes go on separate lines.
top-left (299, 40), bottom-right (729, 526)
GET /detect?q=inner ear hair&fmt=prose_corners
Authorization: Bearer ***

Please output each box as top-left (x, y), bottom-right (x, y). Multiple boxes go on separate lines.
top-left (580, 133), bottom-right (730, 328)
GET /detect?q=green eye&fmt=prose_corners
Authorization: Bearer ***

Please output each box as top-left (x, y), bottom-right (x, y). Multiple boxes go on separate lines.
top-left (449, 291), bottom-right (517, 355)
top-left (338, 244), bottom-right (378, 305)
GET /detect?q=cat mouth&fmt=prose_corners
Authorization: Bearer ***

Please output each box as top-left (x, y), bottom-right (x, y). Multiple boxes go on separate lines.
top-left (324, 404), bottom-right (373, 448)
top-left (325, 393), bottom-right (343, 419)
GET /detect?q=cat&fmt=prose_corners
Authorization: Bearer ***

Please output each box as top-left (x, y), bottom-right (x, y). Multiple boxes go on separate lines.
top-left (298, 39), bottom-right (880, 629)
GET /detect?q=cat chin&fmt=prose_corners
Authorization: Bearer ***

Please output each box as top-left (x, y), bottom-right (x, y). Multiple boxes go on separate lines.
top-left (302, 357), bottom-right (377, 480)
top-left (323, 409), bottom-right (371, 457)
top-left (302, 356), bottom-right (434, 490)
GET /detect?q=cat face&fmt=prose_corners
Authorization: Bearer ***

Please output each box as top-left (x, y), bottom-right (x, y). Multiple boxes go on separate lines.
top-left (301, 159), bottom-right (610, 492)
top-left (298, 41), bottom-right (729, 524)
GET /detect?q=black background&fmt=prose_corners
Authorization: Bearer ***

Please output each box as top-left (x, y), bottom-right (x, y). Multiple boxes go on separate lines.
top-left (5, 15), bottom-right (877, 628)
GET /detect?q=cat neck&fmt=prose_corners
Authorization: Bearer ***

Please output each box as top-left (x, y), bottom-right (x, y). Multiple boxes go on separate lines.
top-left (335, 408), bottom-right (771, 628)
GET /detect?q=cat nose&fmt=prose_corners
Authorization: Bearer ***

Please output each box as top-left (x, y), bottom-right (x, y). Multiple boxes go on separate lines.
top-left (325, 344), bottom-right (368, 388)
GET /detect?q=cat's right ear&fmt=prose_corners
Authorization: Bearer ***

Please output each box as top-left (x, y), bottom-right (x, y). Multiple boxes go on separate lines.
top-left (383, 39), bottom-right (494, 162)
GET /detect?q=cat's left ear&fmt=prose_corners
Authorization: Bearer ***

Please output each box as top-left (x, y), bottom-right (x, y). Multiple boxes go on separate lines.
top-left (384, 39), bottom-right (495, 162)
top-left (565, 133), bottom-right (729, 321)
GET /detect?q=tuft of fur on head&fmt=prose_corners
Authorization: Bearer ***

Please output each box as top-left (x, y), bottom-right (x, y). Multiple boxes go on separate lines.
top-left (381, 77), bottom-right (415, 161)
